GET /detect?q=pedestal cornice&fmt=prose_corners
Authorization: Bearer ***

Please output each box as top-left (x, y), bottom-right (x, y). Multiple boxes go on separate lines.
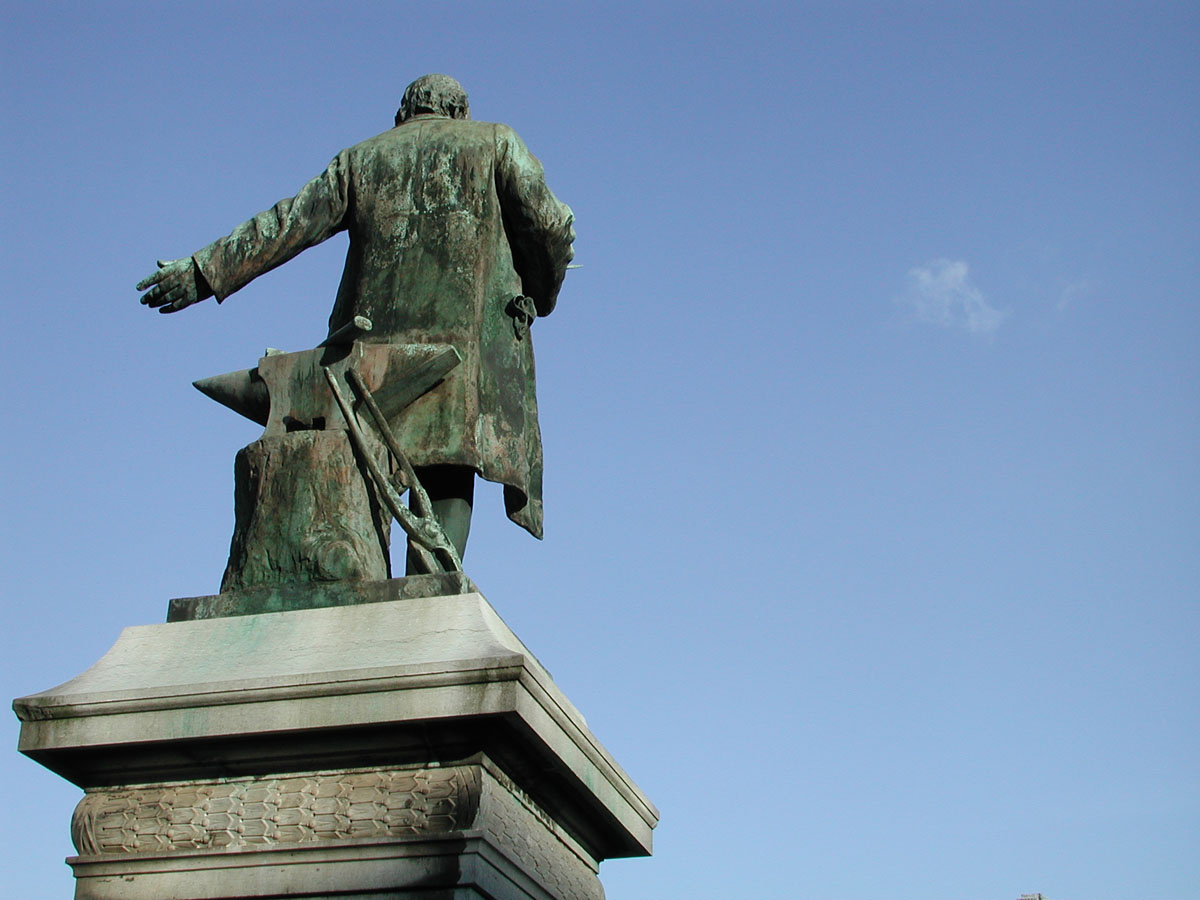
top-left (15, 589), bottom-right (657, 864)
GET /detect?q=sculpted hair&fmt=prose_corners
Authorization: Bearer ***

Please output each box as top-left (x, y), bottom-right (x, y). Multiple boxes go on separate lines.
top-left (396, 75), bottom-right (470, 125)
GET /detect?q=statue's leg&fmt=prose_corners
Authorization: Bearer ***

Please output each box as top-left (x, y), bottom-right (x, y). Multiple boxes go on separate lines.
top-left (405, 465), bottom-right (475, 575)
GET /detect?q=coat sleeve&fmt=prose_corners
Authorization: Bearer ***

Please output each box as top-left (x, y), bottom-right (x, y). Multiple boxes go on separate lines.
top-left (192, 151), bottom-right (352, 302)
top-left (494, 125), bottom-right (575, 317)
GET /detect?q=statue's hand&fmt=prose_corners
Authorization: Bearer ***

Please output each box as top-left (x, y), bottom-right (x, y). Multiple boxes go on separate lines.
top-left (136, 257), bottom-right (213, 313)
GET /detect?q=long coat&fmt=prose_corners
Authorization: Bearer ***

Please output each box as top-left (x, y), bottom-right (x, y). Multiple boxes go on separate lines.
top-left (193, 114), bottom-right (575, 538)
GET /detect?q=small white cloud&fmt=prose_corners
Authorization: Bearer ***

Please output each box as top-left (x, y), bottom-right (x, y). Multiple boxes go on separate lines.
top-left (1057, 278), bottom-right (1092, 311)
top-left (898, 258), bottom-right (1007, 335)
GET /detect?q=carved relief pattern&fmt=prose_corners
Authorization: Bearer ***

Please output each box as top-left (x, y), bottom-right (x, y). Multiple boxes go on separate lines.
top-left (480, 770), bottom-right (603, 900)
top-left (72, 766), bottom-right (477, 856)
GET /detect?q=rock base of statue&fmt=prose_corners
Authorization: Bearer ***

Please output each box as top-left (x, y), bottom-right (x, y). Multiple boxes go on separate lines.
top-left (14, 582), bottom-right (656, 900)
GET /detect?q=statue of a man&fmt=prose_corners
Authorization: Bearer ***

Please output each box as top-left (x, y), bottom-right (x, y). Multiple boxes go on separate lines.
top-left (138, 75), bottom-right (574, 576)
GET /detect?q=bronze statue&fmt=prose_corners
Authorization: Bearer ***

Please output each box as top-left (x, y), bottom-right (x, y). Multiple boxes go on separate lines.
top-left (137, 75), bottom-right (574, 588)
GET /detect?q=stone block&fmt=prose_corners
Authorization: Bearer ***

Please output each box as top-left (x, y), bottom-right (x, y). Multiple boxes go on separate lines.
top-left (14, 589), bottom-right (656, 899)
top-left (68, 759), bottom-right (602, 899)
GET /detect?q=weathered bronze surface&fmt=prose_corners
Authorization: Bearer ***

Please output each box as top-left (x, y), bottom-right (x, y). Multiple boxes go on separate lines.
top-left (203, 340), bottom-right (463, 440)
top-left (201, 338), bottom-right (467, 590)
top-left (167, 573), bottom-right (478, 621)
top-left (137, 75), bottom-right (574, 592)
top-left (324, 364), bottom-right (462, 574)
top-left (221, 430), bottom-right (392, 591)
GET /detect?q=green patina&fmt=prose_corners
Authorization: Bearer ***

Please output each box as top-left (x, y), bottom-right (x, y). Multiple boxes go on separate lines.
top-left (137, 75), bottom-right (574, 606)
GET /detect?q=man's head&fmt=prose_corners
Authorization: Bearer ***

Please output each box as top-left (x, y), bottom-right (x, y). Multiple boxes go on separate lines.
top-left (395, 75), bottom-right (470, 125)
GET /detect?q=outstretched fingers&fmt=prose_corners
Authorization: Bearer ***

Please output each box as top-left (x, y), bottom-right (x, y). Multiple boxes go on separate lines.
top-left (137, 258), bottom-right (194, 309)
top-left (136, 268), bottom-right (165, 293)
top-left (158, 291), bottom-right (190, 313)
top-left (136, 258), bottom-right (179, 292)
top-left (139, 279), bottom-right (178, 307)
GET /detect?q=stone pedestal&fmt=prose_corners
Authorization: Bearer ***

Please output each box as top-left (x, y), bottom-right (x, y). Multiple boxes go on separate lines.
top-left (14, 585), bottom-right (656, 899)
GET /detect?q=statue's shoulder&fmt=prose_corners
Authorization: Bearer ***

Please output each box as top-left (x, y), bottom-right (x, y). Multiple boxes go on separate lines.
top-left (427, 118), bottom-right (510, 144)
top-left (346, 119), bottom-right (509, 157)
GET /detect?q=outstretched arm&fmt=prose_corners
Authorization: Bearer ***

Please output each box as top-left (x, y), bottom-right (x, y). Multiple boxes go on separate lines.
top-left (136, 150), bottom-right (352, 312)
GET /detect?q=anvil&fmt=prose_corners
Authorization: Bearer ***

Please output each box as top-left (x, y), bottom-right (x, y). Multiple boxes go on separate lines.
top-left (192, 318), bottom-right (466, 574)
top-left (193, 318), bottom-right (461, 438)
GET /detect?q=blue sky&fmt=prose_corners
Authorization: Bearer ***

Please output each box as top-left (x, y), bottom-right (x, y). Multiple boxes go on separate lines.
top-left (2, 2), bottom-right (1196, 897)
